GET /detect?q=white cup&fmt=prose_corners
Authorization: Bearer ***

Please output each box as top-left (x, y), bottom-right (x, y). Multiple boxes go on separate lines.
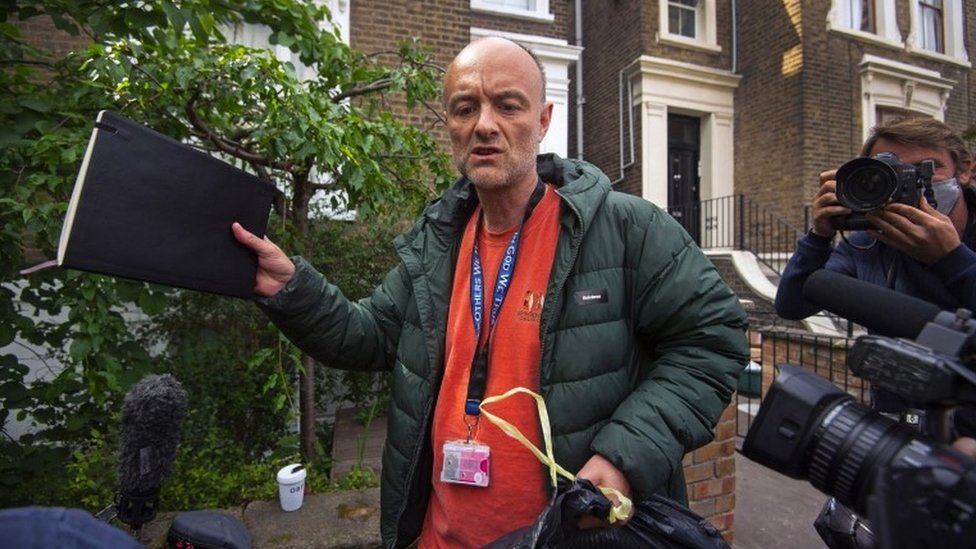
top-left (276, 463), bottom-right (307, 512)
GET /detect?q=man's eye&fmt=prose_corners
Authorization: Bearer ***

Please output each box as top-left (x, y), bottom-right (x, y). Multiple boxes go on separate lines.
top-left (454, 106), bottom-right (475, 117)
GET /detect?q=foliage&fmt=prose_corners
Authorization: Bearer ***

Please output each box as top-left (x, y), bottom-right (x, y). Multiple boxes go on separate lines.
top-left (310, 212), bottom-right (408, 418)
top-left (0, 0), bottom-right (450, 510)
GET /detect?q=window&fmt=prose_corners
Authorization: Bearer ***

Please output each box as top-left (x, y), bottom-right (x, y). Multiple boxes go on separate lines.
top-left (838, 0), bottom-right (875, 32)
top-left (657, 0), bottom-right (718, 51)
top-left (908, 0), bottom-right (967, 64)
top-left (917, 0), bottom-right (944, 54)
top-left (827, 0), bottom-right (900, 45)
top-left (668, 0), bottom-right (700, 39)
top-left (471, 0), bottom-right (553, 21)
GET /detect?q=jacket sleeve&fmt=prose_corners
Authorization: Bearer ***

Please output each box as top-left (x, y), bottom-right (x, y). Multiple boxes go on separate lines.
top-left (774, 231), bottom-right (842, 319)
top-left (928, 243), bottom-right (976, 311)
top-left (589, 211), bottom-right (749, 500)
top-left (255, 256), bottom-right (408, 372)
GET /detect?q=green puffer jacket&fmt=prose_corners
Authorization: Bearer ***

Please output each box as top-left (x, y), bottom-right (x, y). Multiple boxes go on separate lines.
top-left (258, 154), bottom-right (749, 548)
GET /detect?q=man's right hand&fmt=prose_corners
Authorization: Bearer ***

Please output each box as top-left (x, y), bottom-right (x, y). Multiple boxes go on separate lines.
top-left (810, 170), bottom-right (852, 238)
top-left (231, 222), bottom-right (295, 297)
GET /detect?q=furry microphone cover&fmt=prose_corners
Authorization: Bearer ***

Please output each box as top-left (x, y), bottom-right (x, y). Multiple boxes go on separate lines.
top-left (117, 374), bottom-right (188, 496)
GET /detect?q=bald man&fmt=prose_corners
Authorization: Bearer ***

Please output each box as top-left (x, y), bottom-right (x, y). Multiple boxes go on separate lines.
top-left (234, 37), bottom-right (748, 548)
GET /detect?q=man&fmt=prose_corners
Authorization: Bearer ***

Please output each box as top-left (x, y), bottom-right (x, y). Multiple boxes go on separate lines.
top-left (775, 116), bottom-right (975, 413)
top-left (234, 37), bottom-right (747, 549)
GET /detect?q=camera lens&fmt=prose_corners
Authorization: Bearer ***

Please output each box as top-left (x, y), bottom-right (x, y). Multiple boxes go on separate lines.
top-left (806, 399), bottom-right (911, 511)
top-left (835, 157), bottom-right (899, 211)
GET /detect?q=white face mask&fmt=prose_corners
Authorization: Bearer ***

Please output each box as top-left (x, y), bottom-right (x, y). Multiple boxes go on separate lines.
top-left (933, 177), bottom-right (961, 215)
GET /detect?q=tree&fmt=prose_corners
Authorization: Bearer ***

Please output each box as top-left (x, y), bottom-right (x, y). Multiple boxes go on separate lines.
top-left (1, 0), bottom-right (451, 479)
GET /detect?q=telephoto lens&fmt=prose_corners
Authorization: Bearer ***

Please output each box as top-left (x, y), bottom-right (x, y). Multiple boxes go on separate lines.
top-left (742, 365), bottom-right (976, 549)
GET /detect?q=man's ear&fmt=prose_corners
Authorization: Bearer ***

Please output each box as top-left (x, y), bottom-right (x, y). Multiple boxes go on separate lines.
top-left (538, 102), bottom-right (553, 143)
top-left (959, 159), bottom-right (973, 185)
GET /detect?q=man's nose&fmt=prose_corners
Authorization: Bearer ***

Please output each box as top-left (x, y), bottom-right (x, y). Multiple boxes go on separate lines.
top-left (474, 106), bottom-right (499, 136)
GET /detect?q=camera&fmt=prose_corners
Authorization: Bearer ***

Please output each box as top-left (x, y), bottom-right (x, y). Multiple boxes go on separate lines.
top-left (831, 152), bottom-right (936, 231)
top-left (742, 306), bottom-right (976, 549)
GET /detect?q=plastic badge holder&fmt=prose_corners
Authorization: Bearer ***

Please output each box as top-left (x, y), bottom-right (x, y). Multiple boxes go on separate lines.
top-left (276, 463), bottom-right (307, 512)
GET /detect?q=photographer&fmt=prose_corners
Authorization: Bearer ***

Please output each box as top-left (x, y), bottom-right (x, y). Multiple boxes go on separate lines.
top-left (775, 116), bottom-right (975, 416)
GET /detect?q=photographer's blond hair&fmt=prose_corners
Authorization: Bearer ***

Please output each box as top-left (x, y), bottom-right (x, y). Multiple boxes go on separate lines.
top-left (861, 117), bottom-right (973, 182)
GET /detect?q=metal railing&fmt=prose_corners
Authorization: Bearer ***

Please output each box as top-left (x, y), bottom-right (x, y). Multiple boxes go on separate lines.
top-left (668, 194), bottom-right (805, 275)
top-left (736, 329), bottom-right (866, 437)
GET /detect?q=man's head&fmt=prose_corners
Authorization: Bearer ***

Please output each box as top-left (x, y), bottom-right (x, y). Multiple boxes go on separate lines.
top-left (861, 117), bottom-right (973, 187)
top-left (443, 37), bottom-right (553, 193)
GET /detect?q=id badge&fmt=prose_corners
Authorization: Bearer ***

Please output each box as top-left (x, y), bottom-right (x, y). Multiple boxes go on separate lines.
top-left (440, 440), bottom-right (490, 487)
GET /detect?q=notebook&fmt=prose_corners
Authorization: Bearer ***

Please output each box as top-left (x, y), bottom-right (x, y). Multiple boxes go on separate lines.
top-left (38, 110), bottom-right (279, 299)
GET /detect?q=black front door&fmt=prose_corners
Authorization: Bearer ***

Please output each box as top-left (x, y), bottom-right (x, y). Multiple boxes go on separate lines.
top-left (667, 115), bottom-right (701, 243)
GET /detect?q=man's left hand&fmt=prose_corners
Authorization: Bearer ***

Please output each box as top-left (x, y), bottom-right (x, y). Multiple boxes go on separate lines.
top-left (575, 453), bottom-right (632, 529)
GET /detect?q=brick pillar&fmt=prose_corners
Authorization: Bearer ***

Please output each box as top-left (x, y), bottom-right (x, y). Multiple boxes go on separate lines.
top-left (683, 402), bottom-right (737, 545)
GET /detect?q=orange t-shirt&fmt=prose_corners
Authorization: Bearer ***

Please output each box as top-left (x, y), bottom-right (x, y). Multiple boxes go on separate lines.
top-left (419, 184), bottom-right (561, 549)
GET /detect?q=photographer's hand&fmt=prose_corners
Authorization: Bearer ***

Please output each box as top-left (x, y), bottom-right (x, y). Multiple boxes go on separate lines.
top-left (952, 437), bottom-right (976, 458)
top-left (865, 199), bottom-right (961, 264)
top-left (811, 171), bottom-right (851, 237)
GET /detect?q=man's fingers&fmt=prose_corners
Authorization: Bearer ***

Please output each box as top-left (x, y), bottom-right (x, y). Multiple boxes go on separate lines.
top-left (232, 222), bottom-right (273, 254)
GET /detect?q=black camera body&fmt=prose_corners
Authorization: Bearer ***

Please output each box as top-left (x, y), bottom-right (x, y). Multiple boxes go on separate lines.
top-left (742, 308), bottom-right (976, 549)
top-left (831, 152), bottom-right (936, 231)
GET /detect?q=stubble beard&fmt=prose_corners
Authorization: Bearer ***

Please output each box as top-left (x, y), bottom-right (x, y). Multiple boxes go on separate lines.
top-left (455, 147), bottom-right (538, 192)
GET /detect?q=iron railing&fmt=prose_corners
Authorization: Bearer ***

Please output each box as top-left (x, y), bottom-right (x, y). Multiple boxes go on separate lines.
top-left (735, 330), bottom-right (864, 437)
top-left (668, 194), bottom-right (805, 275)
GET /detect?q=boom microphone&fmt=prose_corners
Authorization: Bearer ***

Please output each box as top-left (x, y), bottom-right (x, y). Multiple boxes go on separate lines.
top-left (115, 374), bottom-right (188, 530)
top-left (801, 269), bottom-right (941, 339)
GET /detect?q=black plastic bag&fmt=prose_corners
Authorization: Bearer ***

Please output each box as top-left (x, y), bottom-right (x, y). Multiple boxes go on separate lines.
top-left (483, 478), bottom-right (729, 549)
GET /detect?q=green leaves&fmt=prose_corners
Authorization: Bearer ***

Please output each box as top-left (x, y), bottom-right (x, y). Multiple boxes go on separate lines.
top-left (1, 0), bottom-right (451, 509)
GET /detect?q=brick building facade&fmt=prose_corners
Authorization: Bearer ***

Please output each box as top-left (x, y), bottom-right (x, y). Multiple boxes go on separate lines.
top-left (735, 0), bottom-right (975, 230)
top-left (15, 0), bottom-right (976, 545)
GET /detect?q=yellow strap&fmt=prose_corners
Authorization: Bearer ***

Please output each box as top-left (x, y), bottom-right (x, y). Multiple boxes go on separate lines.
top-left (479, 387), bottom-right (633, 524)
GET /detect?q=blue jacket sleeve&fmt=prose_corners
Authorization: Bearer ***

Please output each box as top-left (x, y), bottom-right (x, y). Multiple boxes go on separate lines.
top-left (775, 231), bottom-right (848, 320)
top-left (928, 244), bottom-right (976, 312)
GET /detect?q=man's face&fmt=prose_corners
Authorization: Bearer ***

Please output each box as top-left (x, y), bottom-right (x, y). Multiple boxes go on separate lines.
top-left (443, 40), bottom-right (553, 192)
top-left (869, 138), bottom-right (968, 185)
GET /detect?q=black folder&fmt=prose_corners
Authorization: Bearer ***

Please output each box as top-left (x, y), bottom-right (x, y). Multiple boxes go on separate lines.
top-left (52, 110), bottom-right (279, 299)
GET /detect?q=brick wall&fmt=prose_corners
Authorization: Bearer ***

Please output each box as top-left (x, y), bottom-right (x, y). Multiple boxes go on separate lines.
top-left (575, 0), bottom-right (646, 196)
top-left (13, 14), bottom-right (88, 57)
top-left (684, 403), bottom-right (738, 544)
top-left (734, 0), bottom-right (807, 228)
top-left (736, 0), bottom-right (976, 230)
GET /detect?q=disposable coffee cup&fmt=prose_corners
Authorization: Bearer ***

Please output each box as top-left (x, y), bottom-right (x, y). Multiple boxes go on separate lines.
top-left (277, 463), bottom-right (307, 512)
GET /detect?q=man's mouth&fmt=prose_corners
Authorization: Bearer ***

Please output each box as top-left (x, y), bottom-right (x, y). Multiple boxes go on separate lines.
top-left (471, 146), bottom-right (502, 159)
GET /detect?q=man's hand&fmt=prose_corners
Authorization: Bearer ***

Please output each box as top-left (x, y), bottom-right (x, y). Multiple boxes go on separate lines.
top-left (865, 198), bottom-right (961, 264)
top-left (231, 222), bottom-right (295, 297)
top-left (952, 437), bottom-right (976, 458)
top-left (811, 170), bottom-right (851, 238)
top-left (575, 453), bottom-right (632, 529)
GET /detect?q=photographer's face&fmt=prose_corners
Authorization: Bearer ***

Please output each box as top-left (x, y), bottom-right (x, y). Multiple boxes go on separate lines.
top-left (868, 138), bottom-right (970, 186)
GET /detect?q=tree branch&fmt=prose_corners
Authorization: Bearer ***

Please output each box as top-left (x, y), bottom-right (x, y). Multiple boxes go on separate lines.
top-left (331, 78), bottom-right (393, 103)
top-left (185, 92), bottom-right (294, 171)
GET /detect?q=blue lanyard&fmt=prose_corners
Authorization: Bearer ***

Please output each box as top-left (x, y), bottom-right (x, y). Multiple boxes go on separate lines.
top-left (464, 180), bottom-right (546, 416)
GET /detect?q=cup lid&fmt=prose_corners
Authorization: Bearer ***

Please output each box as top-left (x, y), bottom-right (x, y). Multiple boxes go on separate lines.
top-left (277, 463), bottom-right (307, 484)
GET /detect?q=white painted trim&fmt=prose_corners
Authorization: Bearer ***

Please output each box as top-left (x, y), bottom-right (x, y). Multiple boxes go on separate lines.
top-left (657, 0), bottom-right (719, 50)
top-left (629, 56), bottom-right (740, 212)
top-left (859, 53), bottom-right (955, 139)
top-left (471, 0), bottom-right (554, 22)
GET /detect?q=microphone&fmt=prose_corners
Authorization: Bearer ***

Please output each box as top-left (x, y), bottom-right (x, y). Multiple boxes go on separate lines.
top-left (801, 269), bottom-right (941, 339)
top-left (114, 374), bottom-right (188, 530)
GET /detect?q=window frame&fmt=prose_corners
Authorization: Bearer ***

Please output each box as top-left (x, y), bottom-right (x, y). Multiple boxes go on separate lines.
top-left (658, 0), bottom-right (720, 52)
top-left (470, 0), bottom-right (554, 22)
top-left (826, 0), bottom-right (901, 47)
top-left (908, 0), bottom-right (969, 65)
